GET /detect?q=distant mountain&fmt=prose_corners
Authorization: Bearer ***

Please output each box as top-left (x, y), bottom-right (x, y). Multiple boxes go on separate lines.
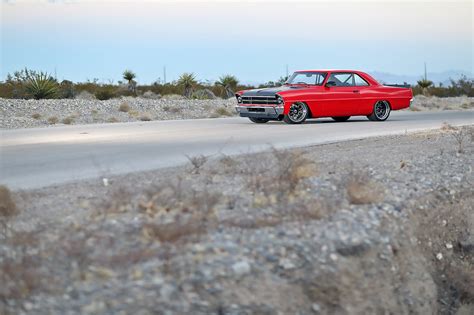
top-left (369, 70), bottom-right (472, 86)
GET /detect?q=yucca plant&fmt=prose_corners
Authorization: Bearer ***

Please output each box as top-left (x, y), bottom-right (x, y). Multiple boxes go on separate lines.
top-left (215, 75), bottom-right (239, 98)
top-left (417, 79), bottom-right (433, 96)
top-left (177, 73), bottom-right (197, 98)
top-left (24, 71), bottom-right (58, 99)
top-left (123, 69), bottom-right (137, 93)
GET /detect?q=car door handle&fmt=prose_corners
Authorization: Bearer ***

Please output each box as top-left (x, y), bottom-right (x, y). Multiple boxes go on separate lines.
top-left (352, 90), bottom-right (360, 93)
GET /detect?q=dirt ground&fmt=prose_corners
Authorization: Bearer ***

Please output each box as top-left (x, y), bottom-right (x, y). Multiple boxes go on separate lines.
top-left (1, 125), bottom-right (473, 314)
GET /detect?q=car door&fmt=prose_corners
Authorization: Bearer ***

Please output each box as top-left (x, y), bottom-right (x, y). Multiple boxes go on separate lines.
top-left (351, 73), bottom-right (372, 115)
top-left (322, 72), bottom-right (361, 117)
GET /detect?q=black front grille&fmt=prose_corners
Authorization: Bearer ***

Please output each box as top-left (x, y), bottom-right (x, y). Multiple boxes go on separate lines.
top-left (241, 96), bottom-right (278, 105)
top-left (247, 107), bottom-right (265, 112)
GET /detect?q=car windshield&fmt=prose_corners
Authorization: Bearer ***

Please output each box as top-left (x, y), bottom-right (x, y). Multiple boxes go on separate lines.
top-left (286, 72), bottom-right (327, 85)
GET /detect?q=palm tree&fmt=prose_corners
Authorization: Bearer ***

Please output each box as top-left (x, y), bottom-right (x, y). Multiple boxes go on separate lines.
top-left (215, 75), bottom-right (239, 98)
top-left (123, 69), bottom-right (137, 93)
top-left (177, 73), bottom-right (197, 98)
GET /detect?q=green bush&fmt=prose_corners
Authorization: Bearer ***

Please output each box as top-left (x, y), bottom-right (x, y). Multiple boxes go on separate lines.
top-left (94, 86), bottom-right (117, 100)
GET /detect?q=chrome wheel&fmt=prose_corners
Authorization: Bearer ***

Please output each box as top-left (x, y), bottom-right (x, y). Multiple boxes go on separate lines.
top-left (368, 100), bottom-right (391, 121)
top-left (284, 102), bottom-right (308, 124)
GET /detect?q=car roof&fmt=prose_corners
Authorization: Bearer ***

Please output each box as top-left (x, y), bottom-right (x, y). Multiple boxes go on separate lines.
top-left (295, 69), bottom-right (364, 73)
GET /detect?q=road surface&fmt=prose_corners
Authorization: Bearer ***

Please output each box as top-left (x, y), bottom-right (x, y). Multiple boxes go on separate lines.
top-left (1, 110), bottom-right (473, 189)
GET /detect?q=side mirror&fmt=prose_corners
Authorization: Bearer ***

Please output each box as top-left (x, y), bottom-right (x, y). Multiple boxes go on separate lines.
top-left (325, 81), bottom-right (336, 87)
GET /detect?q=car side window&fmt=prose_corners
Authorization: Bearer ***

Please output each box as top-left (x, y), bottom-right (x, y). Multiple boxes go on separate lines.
top-left (354, 74), bottom-right (369, 86)
top-left (327, 73), bottom-right (354, 86)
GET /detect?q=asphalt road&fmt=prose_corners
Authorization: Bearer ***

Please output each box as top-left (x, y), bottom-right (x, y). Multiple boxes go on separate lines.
top-left (1, 110), bottom-right (473, 190)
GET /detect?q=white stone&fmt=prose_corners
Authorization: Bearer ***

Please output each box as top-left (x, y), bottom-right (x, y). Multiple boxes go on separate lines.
top-left (232, 261), bottom-right (251, 276)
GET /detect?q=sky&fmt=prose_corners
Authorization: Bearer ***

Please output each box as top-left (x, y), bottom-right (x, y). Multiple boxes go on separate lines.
top-left (1, 0), bottom-right (473, 84)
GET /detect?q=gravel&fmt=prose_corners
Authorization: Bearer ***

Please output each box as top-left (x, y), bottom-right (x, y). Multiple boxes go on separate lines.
top-left (1, 126), bottom-right (473, 314)
top-left (1, 95), bottom-right (472, 129)
top-left (0, 96), bottom-right (236, 129)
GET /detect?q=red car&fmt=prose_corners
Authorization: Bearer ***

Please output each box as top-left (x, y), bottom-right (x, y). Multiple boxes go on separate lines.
top-left (235, 70), bottom-right (413, 124)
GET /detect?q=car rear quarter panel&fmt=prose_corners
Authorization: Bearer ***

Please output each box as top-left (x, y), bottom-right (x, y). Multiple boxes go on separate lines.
top-left (370, 87), bottom-right (413, 110)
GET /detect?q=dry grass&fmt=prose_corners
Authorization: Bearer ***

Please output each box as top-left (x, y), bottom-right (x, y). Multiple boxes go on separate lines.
top-left (186, 154), bottom-right (208, 174)
top-left (61, 116), bottom-right (74, 125)
top-left (244, 149), bottom-right (318, 206)
top-left (139, 113), bottom-right (152, 121)
top-left (0, 185), bottom-right (18, 237)
top-left (47, 116), bottom-right (58, 124)
top-left (214, 107), bottom-right (233, 117)
top-left (118, 102), bottom-right (130, 112)
top-left (31, 113), bottom-right (41, 119)
top-left (0, 185), bottom-right (17, 218)
top-left (440, 124), bottom-right (473, 153)
top-left (139, 180), bottom-right (220, 243)
top-left (108, 117), bottom-right (119, 123)
top-left (346, 171), bottom-right (384, 204)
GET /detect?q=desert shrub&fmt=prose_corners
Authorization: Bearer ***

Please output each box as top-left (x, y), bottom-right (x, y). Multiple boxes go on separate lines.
top-left (0, 185), bottom-right (18, 236)
top-left (177, 73), bottom-right (197, 98)
top-left (214, 106), bottom-right (233, 117)
top-left (118, 102), bottom-right (130, 112)
top-left (61, 117), bottom-right (74, 125)
top-left (108, 117), bottom-right (119, 123)
top-left (346, 171), bottom-right (384, 204)
top-left (215, 74), bottom-right (239, 98)
top-left (31, 113), bottom-right (41, 119)
top-left (47, 116), bottom-right (59, 124)
top-left (23, 71), bottom-right (58, 99)
top-left (139, 113), bottom-right (152, 121)
top-left (94, 86), bottom-right (117, 100)
top-left (0, 186), bottom-right (17, 219)
top-left (59, 80), bottom-right (75, 98)
top-left (139, 180), bottom-right (220, 243)
top-left (186, 154), bottom-right (208, 174)
top-left (244, 149), bottom-right (318, 206)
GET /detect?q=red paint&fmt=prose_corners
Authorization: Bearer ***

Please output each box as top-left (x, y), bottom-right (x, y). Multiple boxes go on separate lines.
top-left (237, 70), bottom-right (413, 119)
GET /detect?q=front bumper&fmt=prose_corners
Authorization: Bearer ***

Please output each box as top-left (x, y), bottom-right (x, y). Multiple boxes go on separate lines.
top-left (235, 105), bottom-right (284, 119)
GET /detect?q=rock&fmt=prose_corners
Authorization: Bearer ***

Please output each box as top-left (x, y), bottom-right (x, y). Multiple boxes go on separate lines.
top-left (232, 260), bottom-right (251, 277)
top-left (142, 91), bottom-right (161, 99)
top-left (279, 258), bottom-right (296, 270)
top-left (312, 303), bottom-right (321, 313)
top-left (459, 237), bottom-right (474, 253)
top-left (445, 243), bottom-right (453, 249)
top-left (75, 90), bottom-right (96, 100)
top-left (436, 253), bottom-right (443, 260)
top-left (193, 89), bottom-right (217, 100)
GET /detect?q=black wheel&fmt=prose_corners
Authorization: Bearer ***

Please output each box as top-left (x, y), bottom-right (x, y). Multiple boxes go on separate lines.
top-left (249, 117), bottom-right (269, 124)
top-left (283, 102), bottom-right (309, 124)
top-left (367, 101), bottom-right (391, 121)
top-left (332, 116), bottom-right (350, 122)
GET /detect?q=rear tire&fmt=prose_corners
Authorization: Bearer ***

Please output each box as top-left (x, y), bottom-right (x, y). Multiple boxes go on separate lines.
top-left (249, 117), bottom-right (269, 124)
top-left (367, 100), bottom-right (391, 121)
top-left (283, 102), bottom-right (309, 124)
top-left (331, 116), bottom-right (350, 122)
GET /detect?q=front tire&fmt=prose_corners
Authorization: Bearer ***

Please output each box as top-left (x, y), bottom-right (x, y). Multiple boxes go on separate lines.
top-left (283, 102), bottom-right (309, 124)
top-left (249, 117), bottom-right (269, 124)
top-left (332, 116), bottom-right (350, 122)
top-left (367, 100), bottom-right (391, 121)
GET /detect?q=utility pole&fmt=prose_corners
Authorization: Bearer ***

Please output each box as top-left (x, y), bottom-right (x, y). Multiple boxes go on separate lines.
top-left (424, 62), bottom-right (427, 81)
top-left (163, 66), bottom-right (167, 84)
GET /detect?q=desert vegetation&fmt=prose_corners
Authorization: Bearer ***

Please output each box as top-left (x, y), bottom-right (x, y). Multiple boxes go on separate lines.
top-left (1, 68), bottom-right (472, 101)
top-left (1, 127), bottom-right (472, 314)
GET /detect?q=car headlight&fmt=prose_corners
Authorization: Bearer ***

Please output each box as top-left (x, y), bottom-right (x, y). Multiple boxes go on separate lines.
top-left (237, 95), bottom-right (242, 103)
top-left (276, 95), bottom-right (284, 105)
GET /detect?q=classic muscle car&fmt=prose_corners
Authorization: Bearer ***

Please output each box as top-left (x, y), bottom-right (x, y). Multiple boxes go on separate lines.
top-left (235, 70), bottom-right (413, 124)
